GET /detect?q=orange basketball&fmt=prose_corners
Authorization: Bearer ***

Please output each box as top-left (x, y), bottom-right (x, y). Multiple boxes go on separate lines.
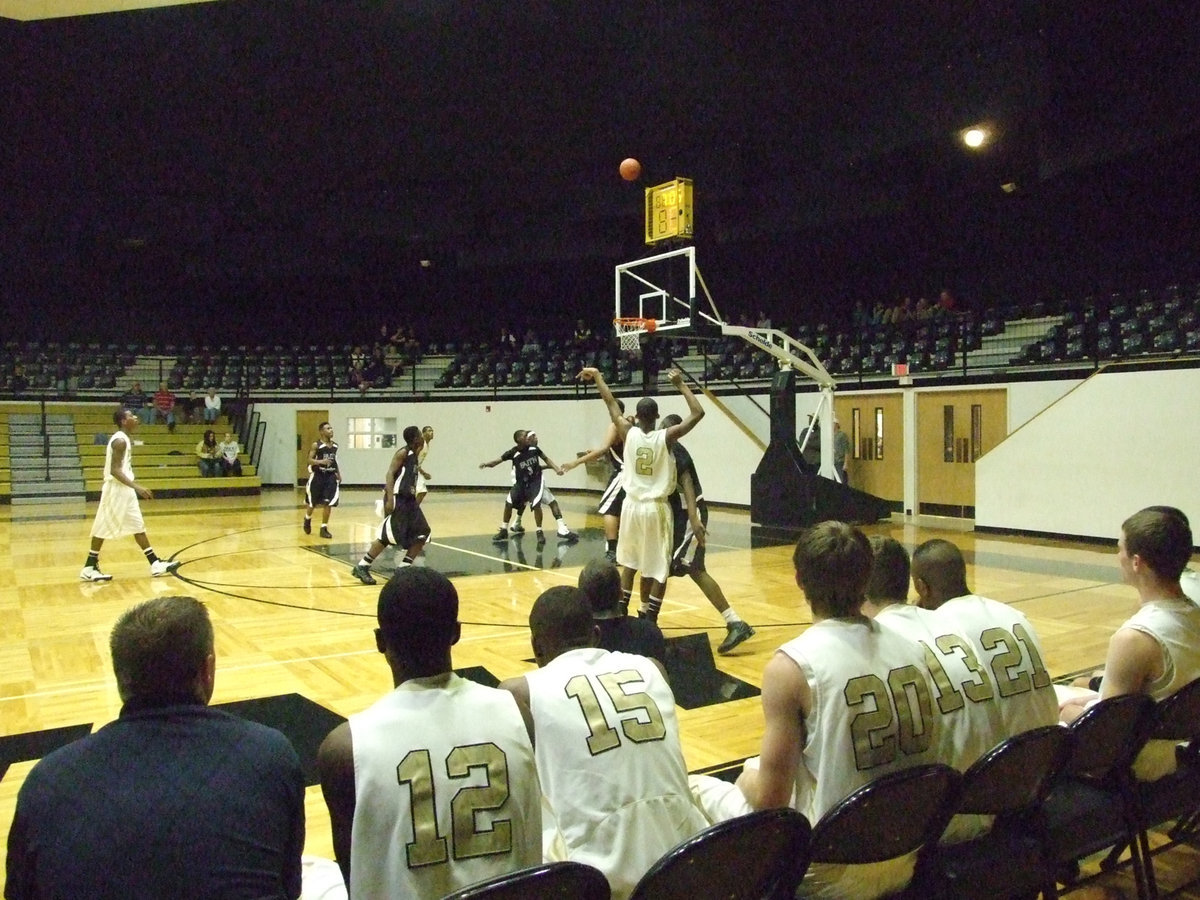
top-left (619, 157), bottom-right (641, 181)
top-left (644, 318), bottom-right (657, 333)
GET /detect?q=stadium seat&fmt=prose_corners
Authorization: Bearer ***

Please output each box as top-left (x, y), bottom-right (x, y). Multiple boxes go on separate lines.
top-left (630, 808), bottom-right (810, 900)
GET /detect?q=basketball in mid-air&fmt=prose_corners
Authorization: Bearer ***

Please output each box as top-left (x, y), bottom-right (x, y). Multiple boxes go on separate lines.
top-left (619, 158), bottom-right (642, 181)
top-left (644, 318), bottom-right (657, 333)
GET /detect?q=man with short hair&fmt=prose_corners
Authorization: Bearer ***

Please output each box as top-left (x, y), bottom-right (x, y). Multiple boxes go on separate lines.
top-left (80, 408), bottom-right (181, 581)
top-left (735, 521), bottom-right (948, 898)
top-left (1060, 506), bottom-right (1200, 779)
top-left (318, 568), bottom-right (540, 898)
top-left (578, 366), bottom-right (703, 621)
top-left (351, 426), bottom-right (430, 585)
top-left (480, 429), bottom-right (578, 544)
top-left (6, 596), bottom-right (305, 899)
top-left (578, 556), bottom-right (666, 664)
top-left (911, 538), bottom-right (1057, 743)
top-left (500, 586), bottom-right (707, 900)
top-left (152, 380), bottom-right (177, 430)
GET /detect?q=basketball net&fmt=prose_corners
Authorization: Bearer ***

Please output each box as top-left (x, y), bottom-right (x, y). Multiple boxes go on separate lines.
top-left (614, 317), bottom-right (648, 355)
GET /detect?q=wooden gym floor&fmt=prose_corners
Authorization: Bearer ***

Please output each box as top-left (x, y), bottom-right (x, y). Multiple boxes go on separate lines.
top-left (1, 487), bottom-right (1197, 898)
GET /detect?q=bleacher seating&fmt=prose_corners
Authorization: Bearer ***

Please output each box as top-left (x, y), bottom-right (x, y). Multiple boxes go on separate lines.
top-left (71, 411), bottom-right (260, 500)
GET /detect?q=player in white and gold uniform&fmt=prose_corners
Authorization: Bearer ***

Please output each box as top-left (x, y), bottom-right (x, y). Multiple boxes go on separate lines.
top-left (319, 568), bottom-right (541, 899)
top-left (578, 366), bottom-right (703, 620)
top-left (80, 408), bottom-right (180, 581)
top-left (910, 539), bottom-right (1057, 746)
top-left (501, 586), bottom-right (707, 900)
top-left (736, 522), bottom-right (950, 899)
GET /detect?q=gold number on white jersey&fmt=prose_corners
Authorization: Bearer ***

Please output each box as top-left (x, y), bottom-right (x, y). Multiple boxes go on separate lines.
top-left (565, 669), bottom-right (667, 756)
top-left (845, 665), bottom-right (935, 771)
top-left (635, 446), bottom-right (655, 476)
top-left (397, 742), bottom-right (513, 868)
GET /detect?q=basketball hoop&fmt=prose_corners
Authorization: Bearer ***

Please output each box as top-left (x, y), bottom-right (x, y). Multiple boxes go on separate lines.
top-left (614, 317), bottom-right (653, 354)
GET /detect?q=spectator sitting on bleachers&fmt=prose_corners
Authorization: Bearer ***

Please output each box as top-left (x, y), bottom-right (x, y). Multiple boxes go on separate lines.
top-left (573, 319), bottom-right (592, 344)
top-left (203, 387), bottom-right (221, 424)
top-left (121, 382), bottom-right (153, 422)
top-left (219, 433), bottom-right (243, 477)
top-left (153, 382), bottom-right (177, 431)
top-left (196, 430), bottom-right (221, 477)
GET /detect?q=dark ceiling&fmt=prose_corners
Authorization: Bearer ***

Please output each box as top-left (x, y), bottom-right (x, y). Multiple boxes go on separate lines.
top-left (2, 1), bottom-right (1199, 342)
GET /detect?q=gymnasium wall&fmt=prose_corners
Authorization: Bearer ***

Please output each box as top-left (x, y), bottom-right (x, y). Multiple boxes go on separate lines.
top-left (978, 368), bottom-right (1200, 540)
top-left (255, 368), bottom-right (1195, 541)
top-left (255, 390), bottom-right (778, 506)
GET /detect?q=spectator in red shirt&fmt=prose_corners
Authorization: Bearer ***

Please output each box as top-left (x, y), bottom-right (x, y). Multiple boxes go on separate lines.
top-left (153, 382), bottom-right (177, 431)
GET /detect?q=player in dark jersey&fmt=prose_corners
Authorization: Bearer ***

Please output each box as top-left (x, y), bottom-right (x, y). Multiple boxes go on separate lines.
top-left (480, 429), bottom-right (578, 545)
top-left (304, 421), bottom-right (340, 538)
top-left (561, 400), bottom-right (627, 562)
top-left (350, 426), bottom-right (430, 585)
top-left (658, 413), bottom-right (755, 654)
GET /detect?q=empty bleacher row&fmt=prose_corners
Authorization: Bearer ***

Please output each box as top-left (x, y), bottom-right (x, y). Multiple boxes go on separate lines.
top-left (6, 282), bottom-right (1200, 401)
top-left (1015, 286), bottom-right (1200, 365)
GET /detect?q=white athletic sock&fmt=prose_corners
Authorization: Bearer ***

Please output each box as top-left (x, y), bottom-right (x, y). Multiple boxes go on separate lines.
top-left (722, 608), bottom-right (742, 625)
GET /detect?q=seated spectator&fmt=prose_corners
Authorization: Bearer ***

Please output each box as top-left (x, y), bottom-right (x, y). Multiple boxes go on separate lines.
top-left (5, 596), bottom-right (305, 898)
top-left (318, 569), bottom-right (541, 898)
top-left (755, 310), bottom-right (772, 328)
top-left (364, 346), bottom-right (388, 387)
top-left (219, 433), bottom-right (243, 477)
top-left (202, 387), bottom-right (221, 424)
top-left (498, 327), bottom-right (518, 351)
top-left (499, 586), bottom-right (706, 900)
top-left (572, 319), bottom-right (593, 344)
top-left (731, 521), bottom-right (949, 898)
top-left (121, 381), bottom-right (153, 422)
top-left (348, 359), bottom-right (369, 393)
top-left (577, 556), bottom-right (666, 664)
top-left (520, 328), bottom-right (540, 356)
top-left (10, 364), bottom-right (28, 396)
top-left (195, 430), bottom-right (221, 477)
top-left (1060, 506), bottom-right (1200, 780)
top-left (152, 381), bottom-right (177, 430)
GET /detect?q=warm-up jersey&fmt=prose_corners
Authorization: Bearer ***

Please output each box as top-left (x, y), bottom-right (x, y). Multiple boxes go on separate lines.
top-left (348, 674), bottom-right (541, 900)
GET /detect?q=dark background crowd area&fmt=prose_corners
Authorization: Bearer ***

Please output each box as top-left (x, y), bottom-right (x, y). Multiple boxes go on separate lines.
top-left (1, 2), bottom-right (1198, 353)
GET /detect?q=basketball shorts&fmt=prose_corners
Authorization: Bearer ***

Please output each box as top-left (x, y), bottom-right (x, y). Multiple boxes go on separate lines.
top-left (670, 498), bottom-right (708, 577)
top-left (597, 470), bottom-right (625, 517)
top-left (507, 481), bottom-right (545, 510)
top-left (381, 497), bottom-right (430, 549)
top-left (91, 482), bottom-right (145, 539)
top-left (306, 471), bottom-right (340, 507)
top-left (616, 497), bottom-right (672, 583)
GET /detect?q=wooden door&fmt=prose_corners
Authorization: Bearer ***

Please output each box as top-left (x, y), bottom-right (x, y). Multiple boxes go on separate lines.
top-left (296, 410), bottom-right (329, 486)
top-left (834, 393), bottom-right (903, 503)
top-left (915, 389), bottom-right (1006, 517)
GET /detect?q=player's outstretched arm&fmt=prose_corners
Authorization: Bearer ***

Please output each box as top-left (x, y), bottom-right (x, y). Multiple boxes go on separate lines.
top-left (479, 457), bottom-right (502, 469)
top-left (578, 367), bottom-right (630, 437)
top-left (562, 423), bottom-right (620, 473)
top-left (665, 369), bottom-right (704, 444)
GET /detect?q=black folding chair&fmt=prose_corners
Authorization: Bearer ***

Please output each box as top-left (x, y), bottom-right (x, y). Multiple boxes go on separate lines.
top-left (439, 860), bottom-right (610, 900)
top-left (808, 764), bottom-right (962, 899)
top-left (1042, 693), bottom-right (1156, 898)
top-left (629, 807), bottom-right (811, 900)
top-left (908, 725), bottom-right (1074, 900)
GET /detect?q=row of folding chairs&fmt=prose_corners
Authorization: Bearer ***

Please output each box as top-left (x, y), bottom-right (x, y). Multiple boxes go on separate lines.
top-left (443, 681), bottom-right (1200, 900)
